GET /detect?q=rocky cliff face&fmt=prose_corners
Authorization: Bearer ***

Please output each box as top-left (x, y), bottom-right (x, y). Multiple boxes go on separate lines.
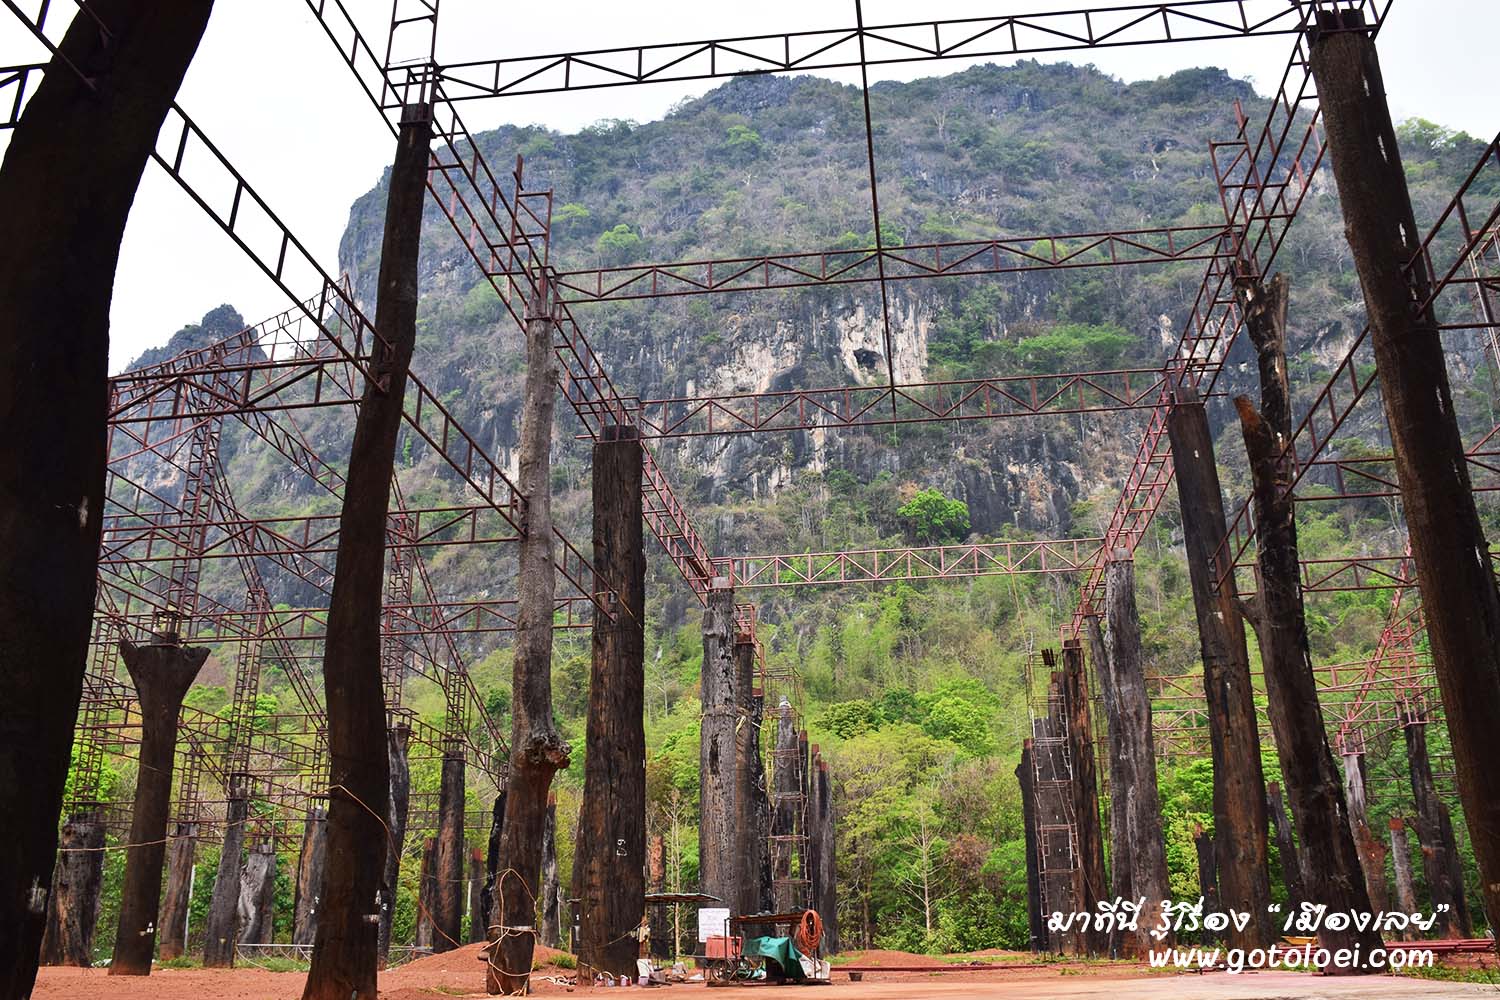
top-left (130, 62), bottom-right (1495, 612)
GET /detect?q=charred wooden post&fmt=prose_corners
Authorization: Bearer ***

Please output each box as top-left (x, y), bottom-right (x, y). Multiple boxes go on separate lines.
top-left (415, 838), bottom-right (435, 951)
top-left (1265, 782), bottom-right (1303, 907)
top-left (1103, 553), bottom-right (1172, 952)
top-left (540, 795), bottom-right (561, 948)
top-left (1403, 716), bottom-right (1459, 935)
top-left (1341, 752), bottom-right (1390, 914)
top-left (1439, 807), bottom-right (1475, 937)
top-left (1194, 825), bottom-right (1220, 919)
top-left (1033, 672), bottom-right (1081, 955)
top-left (803, 745), bottom-right (823, 940)
top-left (750, 688), bottom-right (773, 920)
top-left (1233, 268), bottom-right (1383, 966)
top-left (203, 792), bottom-right (249, 966)
top-left (0, 6), bottom-right (213, 991)
top-left (486, 279), bottom-right (571, 996)
top-left (1061, 640), bottom-right (1107, 954)
top-left (378, 724), bottom-right (412, 962)
top-left (771, 700), bottom-right (799, 913)
top-left (1166, 381), bottom-right (1274, 948)
top-left (573, 424), bottom-right (647, 978)
top-left (158, 823), bottom-right (197, 961)
top-left (1390, 819), bottom-right (1419, 939)
top-left (302, 104), bottom-right (431, 1000)
top-left (648, 833), bottom-right (670, 960)
top-left (479, 791), bottom-right (504, 947)
top-left (1016, 742), bottom-right (1047, 953)
top-left (237, 840), bottom-right (277, 947)
top-left (110, 636), bottom-right (209, 976)
top-left (815, 758), bottom-right (838, 954)
top-left (432, 752), bottom-right (465, 952)
top-left (1309, 11), bottom-right (1500, 932)
top-left (39, 809), bottom-right (106, 966)
top-left (732, 641), bottom-right (768, 924)
top-left (468, 849), bottom-right (486, 945)
top-left (293, 806), bottom-right (329, 947)
top-left (700, 582), bottom-right (739, 912)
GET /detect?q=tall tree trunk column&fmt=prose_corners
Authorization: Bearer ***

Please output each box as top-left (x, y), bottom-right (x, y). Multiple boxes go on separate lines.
top-left (301, 104), bottom-right (431, 1000)
top-left (39, 808), bottom-right (107, 966)
top-left (204, 792), bottom-right (249, 966)
top-left (573, 424), bottom-right (647, 978)
top-left (468, 848), bottom-right (486, 944)
top-left (111, 636), bottom-right (209, 975)
top-left (1403, 716), bottom-right (1460, 936)
top-left (1265, 783), bottom-right (1303, 907)
top-left (293, 806), bottom-right (329, 947)
top-left (1103, 553), bottom-right (1172, 952)
top-left (1060, 640), bottom-right (1107, 954)
top-left (158, 822), bottom-right (197, 961)
top-left (734, 642), bottom-right (769, 924)
top-left (815, 757), bottom-right (838, 954)
top-left (237, 840), bottom-right (277, 947)
top-left (1389, 819), bottom-right (1419, 940)
top-left (1167, 381), bottom-right (1274, 948)
top-left (1233, 270), bottom-right (1382, 966)
top-left (0, 5), bottom-right (213, 992)
top-left (1309, 11), bottom-right (1500, 932)
top-left (1016, 742), bottom-right (1046, 953)
top-left (432, 752), bottom-right (465, 952)
top-left (486, 280), bottom-right (570, 995)
top-left (771, 700), bottom-right (799, 913)
top-left (378, 724), bottom-right (412, 962)
top-left (700, 582), bottom-right (739, 912)
top-left (540, 796), bottom-right (561, 948)
top-left (1341, 752), bottom-right (1390, 914)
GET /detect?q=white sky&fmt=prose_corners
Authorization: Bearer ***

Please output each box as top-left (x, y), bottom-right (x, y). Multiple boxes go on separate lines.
top-left (2, 1), bottom-right (1495, 371)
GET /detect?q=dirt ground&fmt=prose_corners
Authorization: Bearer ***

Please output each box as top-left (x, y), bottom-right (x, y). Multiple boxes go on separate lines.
top-left (30, 944), bottom-right (1500, 1000)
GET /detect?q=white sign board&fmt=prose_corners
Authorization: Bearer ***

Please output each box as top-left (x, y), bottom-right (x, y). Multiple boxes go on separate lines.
top-left (698, 906), bottom-right (730, 942)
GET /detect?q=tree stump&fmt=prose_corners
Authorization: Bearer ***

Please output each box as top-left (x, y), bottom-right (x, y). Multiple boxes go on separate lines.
top-left (293, 806), bottom-right (328, 947)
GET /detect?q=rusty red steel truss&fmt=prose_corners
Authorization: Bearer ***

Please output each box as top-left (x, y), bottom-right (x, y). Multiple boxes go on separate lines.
top-left (15, 0), bottom-right (1483, 856)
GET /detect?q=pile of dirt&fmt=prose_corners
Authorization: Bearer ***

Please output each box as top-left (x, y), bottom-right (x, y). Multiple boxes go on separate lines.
top-left (382, 940), bottom-right (577, 995)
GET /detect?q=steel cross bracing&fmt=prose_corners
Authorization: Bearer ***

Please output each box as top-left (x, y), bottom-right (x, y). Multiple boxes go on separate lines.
top-left (412, 1), bottom-right (1388, 101)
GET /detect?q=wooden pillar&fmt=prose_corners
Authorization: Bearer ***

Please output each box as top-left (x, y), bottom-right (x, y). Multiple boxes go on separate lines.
top-left (203, 792), bottom-right (248, 966)
top-left (478, 791), bottom-right (504, 948)
top-left (1265, 782), bottom-right (1303, 907)
top-left (1061, 640), bottom-right (1106, 954)
top-left (293, 806), bottom-right (328, 947)
top-left (237, 839), bottom-right (276, 947)
top-left (1234, 268), bottom-right (1383, 966)
top-left (733, 642), bottom-right (768, 922)
top-left (1341, 752), bottom-right (1390, 914)
top-left (0, 6), bottom-right (214, 993)
top-left (1389, 819), bottom-right (1419, 940)
top-left (699, 582), bottom-right (738, 912)
top-left (467, 849), bottom-right (485, 945)
top-left (432, 752), bottom-right (465, 952)
top-left (572, 424), bottom-right (647, 978)
top-left (303, 105), bottom-right (432, 1000)
top-left (771, 700), bottom-right (799, 913)
top-left (378, 724), bottom-right (411, 962)
top-left (1439, 807), bottom-right (1474, 937)
top-left (111, 636), bottom-right (209, 975)
top-left (1166, 381), bottom-right (1274, 948)
top-left (1103, 553), bottom-right (1172, 951)
top-left (816, 758), bottom-right (838, 954)
top-left (1403, 717), bottom-right (1459, 935)
top-left (415, 838), bottom-right (435, 951)
top-left (1194, 825), bottom-right (1220, 919)
top-left (751, 689), bottom-right (773, 920)
top-left (540, 795), bottom-right (561, 948)
top-left (648, 833), bottom-right (669, 960)
top-left (39, 808), bottom-right (106, 966)
top-left (1033, 673), bottom-right (1081, 955)
top-left (487, 280), bottom-right (570, 996)
top-left (1016, 742), bottom-right (1046, 953)
top-left (158, 823), bottom-right (197, 960)
top-left (1309, 12), bottom-right (1500, 932)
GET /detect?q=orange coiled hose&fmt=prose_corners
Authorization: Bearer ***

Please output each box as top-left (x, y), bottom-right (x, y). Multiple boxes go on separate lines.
top-left (794, 907), bottom-right (823, 953)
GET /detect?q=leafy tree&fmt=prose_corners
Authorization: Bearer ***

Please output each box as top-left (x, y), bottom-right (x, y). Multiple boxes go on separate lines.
top-left (897, 487), bottom-right (970, 544)
top-left (595, 223), bottom-right (643, 264)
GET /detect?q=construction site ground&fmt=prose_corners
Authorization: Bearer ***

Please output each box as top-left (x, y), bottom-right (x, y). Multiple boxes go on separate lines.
top-left (30, 944), bottom-right (1500, 999)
